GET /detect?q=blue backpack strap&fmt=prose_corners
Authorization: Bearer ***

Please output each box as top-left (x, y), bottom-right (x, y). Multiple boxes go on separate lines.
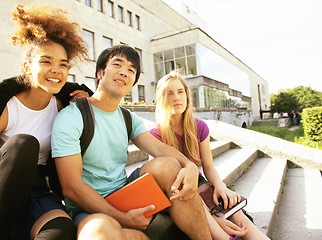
top-left (75, 97), bottom-right (95, 156)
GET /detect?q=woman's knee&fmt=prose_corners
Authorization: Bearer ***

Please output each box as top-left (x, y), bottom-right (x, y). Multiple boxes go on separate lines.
top-left (31, 209), bottom-right (71, 239)
top-left (35, 217), bottom-right (76, 240)
top-left (1, 134), bottom-right (39, 166)
top-left (12, 134), bottom-right (39, 156)
top-left (8, 134), bottom-right (39, 149)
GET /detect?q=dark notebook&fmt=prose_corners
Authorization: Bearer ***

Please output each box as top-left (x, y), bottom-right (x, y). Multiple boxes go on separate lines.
top-left (199, 186), bottom-right (247, 218)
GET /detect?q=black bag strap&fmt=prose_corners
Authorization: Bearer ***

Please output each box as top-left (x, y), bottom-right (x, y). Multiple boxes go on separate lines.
top-left (120, 106), bottom-right (132, 142)
top-left (75, 97), bottom-right (95, 156)
top-left (75, 98), bottom-right (132, 156)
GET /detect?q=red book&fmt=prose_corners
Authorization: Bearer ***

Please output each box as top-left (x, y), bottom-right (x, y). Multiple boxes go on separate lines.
top-left (105, 172), bottom-right (171, 217)
top-left (199, 186), bottom-right (247, 218)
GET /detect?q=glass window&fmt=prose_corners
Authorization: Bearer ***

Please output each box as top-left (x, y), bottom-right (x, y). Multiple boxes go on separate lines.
top-left (186, 55), bottom-right (196, 75)
top-left (164, 49), bottom-right (174, 61)
top-left (67, 74), bottom-right (75, 83)
top-left (118, 6), bottom-right (123, 22)
top-left (97, 0), bottom-right (103, 12)
top-left (138, 85), bottom-right (145, 102)
top-left (85, 77), bottom-right (96, 92)
top-left (174, 47), bottom-right (185, 58)
top-left (135, 15), bottom-right (140, 30)
top-left (83, 29), bottom-right (95, 60)
top-left (154, 63), bottom-right (163, 81)
top-left (127, 11), bottom-right (132, 26)
top-left (124, 91), bottom-right (132, 102)
top-left (165, 61), bottom-right (175, 74)
top-left (85, 0), bottom-right (91, 7)
top-left (175, 58), bottom-right (186, 75)
top-left (103, 36), bottom-right (113, 49)
top-left (192, 88), bottom-right (199, 107)
top-left (153, 44), bottom-right (198, 81)
top-left (135, 48), bottom-right (143, 72)
top-left (107, 1), bottom-right (114, 17)
top-left (153, 52), bottom-right (163, 63)
top-left (186, 44), bottom-right (196, 56)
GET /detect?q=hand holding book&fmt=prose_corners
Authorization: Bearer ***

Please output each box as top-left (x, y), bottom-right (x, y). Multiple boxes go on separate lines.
top-left (105, 172), bottom-right (171, 218)
top-left (199, 185), bottom-right (247, 219)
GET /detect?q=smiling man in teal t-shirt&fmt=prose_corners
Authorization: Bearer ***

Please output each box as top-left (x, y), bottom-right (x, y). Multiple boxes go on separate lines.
top-left (51, 45), bottom-right (212, 240)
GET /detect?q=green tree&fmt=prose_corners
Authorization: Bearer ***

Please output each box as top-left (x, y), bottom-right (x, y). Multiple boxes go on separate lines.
top-left (290, 86), bottom-right (322, 109)
top-left (270, 90), bottom-right (299, 114)
top-left (270, 86), bottom-right (322, 114)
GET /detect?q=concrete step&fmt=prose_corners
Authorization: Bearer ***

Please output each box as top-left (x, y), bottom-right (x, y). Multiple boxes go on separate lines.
top-left (209, 140), bottom-right (231, 158)
top-left (127, 143), bottom-right (148, 165)
top-left (141, 146), bottom-right (260, 240)
top-left (273, 168), bottom-right (322, 240)
top-left (232, 157), bottom-right (288, 238)
top-left (199, 146), bottom-right (259, 187)
top-left (125, 140), bottom-right (232, 174)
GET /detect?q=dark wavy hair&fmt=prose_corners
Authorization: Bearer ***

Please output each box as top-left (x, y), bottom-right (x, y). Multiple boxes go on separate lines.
top-left (95, 45), bottom-right (141, 85)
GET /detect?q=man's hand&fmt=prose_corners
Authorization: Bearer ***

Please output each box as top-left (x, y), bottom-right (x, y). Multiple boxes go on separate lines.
top-left (121, 205), bottom-right (155, 230)
top-left (169, 163), bottom-right (199, 201)
top-left (69, 90), bottom-right (90, 102)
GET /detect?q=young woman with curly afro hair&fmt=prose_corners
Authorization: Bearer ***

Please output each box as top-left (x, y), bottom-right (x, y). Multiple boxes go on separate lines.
top-left (0, 3), bottom-right (92, 240)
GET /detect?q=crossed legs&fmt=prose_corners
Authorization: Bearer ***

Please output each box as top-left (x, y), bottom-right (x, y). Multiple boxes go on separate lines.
top-left (77, 157), bottom-right (212, 240)
top-left (140, 157), bottom-right (212, 240)
top-left (0, 134), bottom-right (76, 240)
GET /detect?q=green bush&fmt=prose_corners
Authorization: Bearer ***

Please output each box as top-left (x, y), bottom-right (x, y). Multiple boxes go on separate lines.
top-left (301, 107), bottom-right (322, 142)
top-left (295, 136), bottom-right (322, 150)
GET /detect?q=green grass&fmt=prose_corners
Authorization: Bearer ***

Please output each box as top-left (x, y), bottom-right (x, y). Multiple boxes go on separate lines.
top-left (247, 125), bottom-right (304, 142)
top-left (247, 125), bottom-right (322, 150)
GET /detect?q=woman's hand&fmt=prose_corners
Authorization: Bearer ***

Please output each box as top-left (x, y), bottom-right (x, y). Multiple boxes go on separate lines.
top-left (214, 216), bottom-right (249, 237)
top-left (213, 182), bottom-right (241, 209)
top-left (69, 90), bottom-right (89, 102)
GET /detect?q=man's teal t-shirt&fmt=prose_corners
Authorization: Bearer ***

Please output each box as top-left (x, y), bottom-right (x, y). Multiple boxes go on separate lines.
top-left (51, 102), bottom-right (147, 215)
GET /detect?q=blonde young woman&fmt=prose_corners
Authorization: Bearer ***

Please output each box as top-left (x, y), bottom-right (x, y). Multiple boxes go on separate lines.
top-left (149, 71), bottom-right (270, 240)
top-left (0, 4), bottom-right (91, 240)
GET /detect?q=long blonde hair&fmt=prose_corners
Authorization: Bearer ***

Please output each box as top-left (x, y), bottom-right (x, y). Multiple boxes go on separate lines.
top-left (155, 71), bottom-right (200, 165)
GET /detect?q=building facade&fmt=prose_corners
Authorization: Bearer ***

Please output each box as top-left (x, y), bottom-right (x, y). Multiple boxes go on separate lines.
top-left (0, 0), bottom-right (270, 120)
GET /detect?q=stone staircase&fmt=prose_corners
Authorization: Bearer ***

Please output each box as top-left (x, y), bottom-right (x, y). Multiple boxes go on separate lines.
top-left (124, 119), bottom-right (322, 240)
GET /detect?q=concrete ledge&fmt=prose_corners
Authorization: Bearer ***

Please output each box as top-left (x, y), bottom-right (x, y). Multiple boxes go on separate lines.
top-left (205, 120), bottom-right (322, 170)
top-left (127, 144), bottom-right (148, 165)
top-left (252, 119), bottom-right (279, 126)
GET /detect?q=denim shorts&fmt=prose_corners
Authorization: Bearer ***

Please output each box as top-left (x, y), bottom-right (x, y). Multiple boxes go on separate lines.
top-left (198, 173), bottom-right (208, 187)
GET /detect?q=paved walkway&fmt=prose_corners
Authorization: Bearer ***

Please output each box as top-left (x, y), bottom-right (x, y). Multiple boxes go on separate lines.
top-left (288, 126), bottom-right (300, 131)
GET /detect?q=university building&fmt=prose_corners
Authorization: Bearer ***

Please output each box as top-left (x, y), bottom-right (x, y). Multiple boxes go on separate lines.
top-left (0, 0), bottom-right (270, 120)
